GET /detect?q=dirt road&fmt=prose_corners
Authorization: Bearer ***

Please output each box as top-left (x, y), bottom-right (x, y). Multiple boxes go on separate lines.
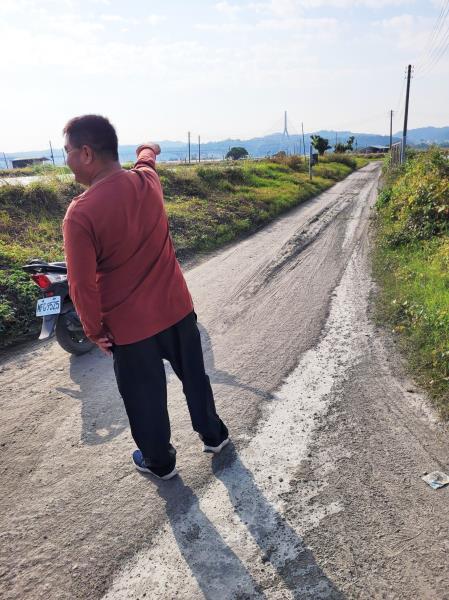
top-left (1, 163), bottom-right (448, 600)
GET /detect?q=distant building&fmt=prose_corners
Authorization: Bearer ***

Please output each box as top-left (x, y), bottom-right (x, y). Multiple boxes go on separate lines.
top-left (359, 145), bottom-right (390, 154)
top-left (11, 157), bottom-right (50, 169)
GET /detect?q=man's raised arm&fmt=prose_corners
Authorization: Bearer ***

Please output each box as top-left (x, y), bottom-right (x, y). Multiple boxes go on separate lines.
top-left (134, 143), bottom-right (161, 171)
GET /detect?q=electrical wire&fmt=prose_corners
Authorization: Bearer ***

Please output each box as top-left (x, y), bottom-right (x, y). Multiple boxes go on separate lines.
top-left (415, 0), bottom-right (448, 72)
top-left (415, 0), bottom-right (449, 76)
top-left (420, 0), bottom-right (449, 61)
top-left (419, 22), bottom-right (449, 76)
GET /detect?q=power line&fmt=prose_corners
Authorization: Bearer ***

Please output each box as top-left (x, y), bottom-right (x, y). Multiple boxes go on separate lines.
top-left (419, 23), bottom-right (449, 76)
top-left (416, 0), bottom-right (449, 76)
top-left (421, 0), bottom-right (449, 60)
top-left (415, 0), bottom-right (449, 71)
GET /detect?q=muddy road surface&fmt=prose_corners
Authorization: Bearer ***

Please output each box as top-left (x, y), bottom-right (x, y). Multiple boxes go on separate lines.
top-left (1, 162), bottom-right (448, 600)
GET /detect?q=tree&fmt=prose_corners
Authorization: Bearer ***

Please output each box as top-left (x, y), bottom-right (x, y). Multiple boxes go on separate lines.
top-left (334, 136), bottom-right (355, 154)
top-left (334, 142), bottom-right (347, 153)
top-left (346, 136), bottom-right (355, 151)
top-left (226, 147), bottom-right (249, 160)
top-left (310, 135), bottom-right (331, 156)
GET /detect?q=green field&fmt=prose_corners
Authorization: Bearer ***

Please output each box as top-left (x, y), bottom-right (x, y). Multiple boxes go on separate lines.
top-left (0, 154), bottom-right (367, 347)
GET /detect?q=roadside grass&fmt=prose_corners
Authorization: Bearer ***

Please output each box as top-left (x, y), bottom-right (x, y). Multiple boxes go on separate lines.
top-left (0, 177), bottom-right (83, 343)
top-left (0, 164), bottom-right (71, 178)
top-left (0, 155), bottom-right (368, 346)
top-left (373, 148), bottom-right (449, 418)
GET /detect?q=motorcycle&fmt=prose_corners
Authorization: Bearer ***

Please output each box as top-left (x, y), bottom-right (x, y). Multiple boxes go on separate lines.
top-left (22, 259), bottom-right (95, 355)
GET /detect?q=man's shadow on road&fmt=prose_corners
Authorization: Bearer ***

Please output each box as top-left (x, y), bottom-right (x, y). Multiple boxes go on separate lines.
top-left (154, 444), bottom-right (344, 600)
top-left (154, 473), bottom-right (266, 599)
top-left (56, 351), bottom-right (128, 446)
top-left (167, 320), bottom-right (274, 403)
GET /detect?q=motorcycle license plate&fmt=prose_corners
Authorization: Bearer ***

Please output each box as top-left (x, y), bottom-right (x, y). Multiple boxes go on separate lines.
top-left (36, 296), bottom-right (61, 317)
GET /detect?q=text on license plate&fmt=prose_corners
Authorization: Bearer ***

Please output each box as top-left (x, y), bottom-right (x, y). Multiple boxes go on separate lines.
top-left (36, 296), bottom-right (61, 317)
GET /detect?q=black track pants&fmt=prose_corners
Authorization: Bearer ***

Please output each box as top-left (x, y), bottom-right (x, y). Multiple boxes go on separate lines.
top-left (112, 311), bottom-right (228, 471)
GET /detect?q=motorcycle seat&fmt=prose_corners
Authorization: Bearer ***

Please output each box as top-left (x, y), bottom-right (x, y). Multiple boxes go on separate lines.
top-left (22, 260), bottom-right (67, 273)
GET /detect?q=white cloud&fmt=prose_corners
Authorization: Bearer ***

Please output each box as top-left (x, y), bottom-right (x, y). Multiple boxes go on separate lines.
top-left (146, 14), bottom-right (166, 26)
top-left (304, 0), bottom-right (414, 6)
top-left (249, 0), bottom-right (303, 17)
top-left (250, 0), bottom-right (415, 13)
top-left (198, 14), bottom-right (339, 37)
top-left (196, 22), bottom-right (254, 32)
top-left (215, 1), bottom-right (242, 16)
top-left (101, 14), bottom-right (126, 22)
top-left (374, 13), bottom-right (433, 51)
top-left (100, 14), bottom-right (142, 26)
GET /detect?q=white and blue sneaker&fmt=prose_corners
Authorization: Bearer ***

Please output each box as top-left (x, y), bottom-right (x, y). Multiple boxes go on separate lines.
top-left (201, 436), bottom-right (230, 454)
top-left (132, 450), bottom-right (178, 480)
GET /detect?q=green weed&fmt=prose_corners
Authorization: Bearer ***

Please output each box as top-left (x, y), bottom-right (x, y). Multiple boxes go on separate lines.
top-left (374, 148), bottom-right (449, 418)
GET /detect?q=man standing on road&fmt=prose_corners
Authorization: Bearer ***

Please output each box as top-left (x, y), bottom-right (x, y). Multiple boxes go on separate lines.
top-left (62, 114), bottom-right (229, 480)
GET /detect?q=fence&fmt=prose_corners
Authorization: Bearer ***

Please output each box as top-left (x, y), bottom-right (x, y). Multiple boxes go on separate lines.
top-left (391, 141), bottom-right (402, 166)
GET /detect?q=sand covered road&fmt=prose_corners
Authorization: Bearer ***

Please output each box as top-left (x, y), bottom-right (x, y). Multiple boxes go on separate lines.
top-left (1, 162), bottom-right (448, 599)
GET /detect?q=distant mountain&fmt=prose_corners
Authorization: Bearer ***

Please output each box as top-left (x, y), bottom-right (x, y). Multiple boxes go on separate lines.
top-left (394, 126), bottom-right (449, 144)
top-left (3, 126), bottom-right (448, 167)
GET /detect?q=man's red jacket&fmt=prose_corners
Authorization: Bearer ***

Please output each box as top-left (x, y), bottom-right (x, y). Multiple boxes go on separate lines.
top-left (63, 147), bottom-right (193, 344)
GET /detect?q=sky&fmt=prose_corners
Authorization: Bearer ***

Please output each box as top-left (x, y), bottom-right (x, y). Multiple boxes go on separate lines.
top-left (1, 0), bottom-right (448, 152)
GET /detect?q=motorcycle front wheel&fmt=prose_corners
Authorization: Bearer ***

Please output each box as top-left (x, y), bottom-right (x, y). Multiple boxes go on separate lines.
top-left (55, 313), bottom-right (95, 355)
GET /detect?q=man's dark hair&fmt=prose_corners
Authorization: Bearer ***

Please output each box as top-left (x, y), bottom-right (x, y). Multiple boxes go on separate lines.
top-left (63, 114), bottom-right (119, 161)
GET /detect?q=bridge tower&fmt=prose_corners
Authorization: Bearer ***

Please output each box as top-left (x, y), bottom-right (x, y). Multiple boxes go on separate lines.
top-left (283, 110), bottom-right (289, 137)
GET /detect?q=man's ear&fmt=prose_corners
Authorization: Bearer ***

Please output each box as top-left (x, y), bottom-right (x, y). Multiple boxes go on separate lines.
top-left (81, 145), bottom-right (94, 165)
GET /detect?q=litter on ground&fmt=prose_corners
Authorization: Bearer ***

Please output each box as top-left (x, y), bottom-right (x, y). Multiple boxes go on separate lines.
top-left (421, 471), bottom-right (449, 490)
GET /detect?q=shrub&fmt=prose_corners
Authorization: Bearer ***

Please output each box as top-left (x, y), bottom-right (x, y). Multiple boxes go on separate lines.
top-left (0, 268), bottom-right (40, 344)
top-left (197, 167), bottom-right (224, 186)
top-left (158, 168), bottom-right (207, 198)
top-left (321, 153), bottom-right (357, 169)
top-left (379, 148), bottom-right (449, 245)
top-left (0, 179), bottom-right (83, 217)
top-left (222, 167), bottom-right (248, 185)
top-left (286, 155), bottom-right (306, 172)
top-left (376, 188), bottom-right (393, 209)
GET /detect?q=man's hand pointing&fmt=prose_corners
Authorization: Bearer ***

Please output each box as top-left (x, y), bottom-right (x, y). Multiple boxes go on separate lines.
top-left (136, 143), bottom-right (161, 156)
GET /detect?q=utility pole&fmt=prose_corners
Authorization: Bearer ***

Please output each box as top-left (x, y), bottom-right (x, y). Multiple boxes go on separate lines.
top-left (401, 64), bottom-right (412, 163)
top-left (301, 122), bottom-right (306, 163)
top-left (3, 152), bottom-right (8, 169)
top-left (49, 140), bottom-right (55, 166)
top-left (389, 110), bottom-right (393, 149)
top-left (188, 131), bottom-right (191, 164)
top-left (198, 135), bottom-right (201, 163)
top-left (335, 132), bottom-right (338, 149)
top-left (309, 143), bottom-right (313, 181)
